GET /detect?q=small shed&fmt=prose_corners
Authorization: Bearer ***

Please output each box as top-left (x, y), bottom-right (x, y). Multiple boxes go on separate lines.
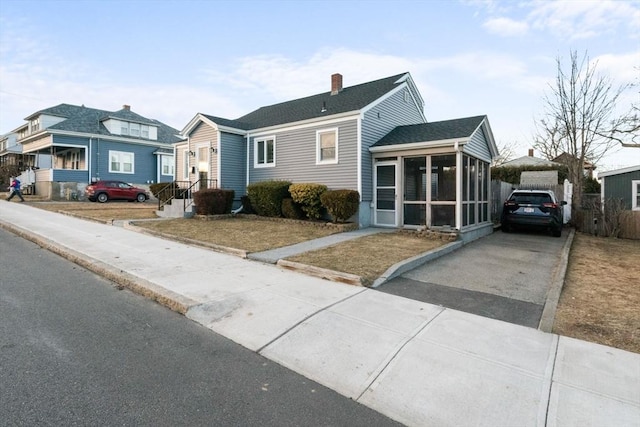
top-left (599, 165), bottom-right (640, 211)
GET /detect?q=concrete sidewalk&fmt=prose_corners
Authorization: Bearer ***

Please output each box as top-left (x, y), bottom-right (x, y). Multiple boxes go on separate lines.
top-left (2, 201), bottom-right (639, 427)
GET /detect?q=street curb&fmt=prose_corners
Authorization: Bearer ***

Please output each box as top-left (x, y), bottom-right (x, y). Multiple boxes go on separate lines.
top-left (0, 221), bottom-right (199, 315)
top-left (538, 228), bottom-right (575, 332)
top-left (277, 259), bottom-right (364, 286)
top-left (371, 240), bottom-right (464, 288)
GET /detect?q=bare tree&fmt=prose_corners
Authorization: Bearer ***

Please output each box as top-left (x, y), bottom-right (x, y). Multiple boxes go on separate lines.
top-left (491, 140), bottom-right (518, 166)
top-left (534, 50), bottom-right (632, 208)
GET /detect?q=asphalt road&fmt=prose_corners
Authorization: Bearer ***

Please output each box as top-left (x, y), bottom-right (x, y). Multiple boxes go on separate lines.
top-left (377, 228), bottom-right (569, 328)
top-left (0, 227), bottom-right (400, 426)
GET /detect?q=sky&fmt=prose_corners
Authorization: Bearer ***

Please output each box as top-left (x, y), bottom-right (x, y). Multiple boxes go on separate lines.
top-left (1, 0), bottom-right (638, 172)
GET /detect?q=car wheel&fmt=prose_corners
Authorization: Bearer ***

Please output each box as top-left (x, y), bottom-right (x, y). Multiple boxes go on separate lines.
top-left (501, 223), bottom-right (510, 233)
top-left (552, 227), bottom-right (562, 237)
top-left (136, 193), bottom-right (147, 203)
top-left (97, 193), bottom-right (108, 203)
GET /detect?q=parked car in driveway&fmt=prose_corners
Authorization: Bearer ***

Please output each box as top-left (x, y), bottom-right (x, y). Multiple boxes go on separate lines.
top-left (501, 189), bottom-right (566, 237)
top-left (86, 180), bottom-right (149, 203)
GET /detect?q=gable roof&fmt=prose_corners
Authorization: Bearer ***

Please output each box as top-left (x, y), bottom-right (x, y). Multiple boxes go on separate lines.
top-left (499, 155), bottom-right (560, 168)
top-left (372, 115), bottom-right (487, 147)
top-left (26, 103), bottom-right (182, 144)
top-left (184, 73), bottom-right (414, 134)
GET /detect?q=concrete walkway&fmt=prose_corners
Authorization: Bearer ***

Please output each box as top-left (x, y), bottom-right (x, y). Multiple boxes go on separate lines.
top-left (1, 201), bottom-right (639, 427)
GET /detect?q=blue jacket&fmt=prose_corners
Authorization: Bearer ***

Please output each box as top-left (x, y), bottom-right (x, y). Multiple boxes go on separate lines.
top-left (10, 179), bottom-right (21, 191)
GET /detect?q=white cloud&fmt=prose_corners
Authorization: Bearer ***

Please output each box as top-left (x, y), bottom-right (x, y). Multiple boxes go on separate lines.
top-left (483, 17), bottom-right (529, 36)
top-left (527, 0), bottom-right (640, 40)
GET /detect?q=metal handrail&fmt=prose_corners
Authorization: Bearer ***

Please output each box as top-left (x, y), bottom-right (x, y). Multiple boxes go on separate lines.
top-left (157, 179), bottom-right (218, 213)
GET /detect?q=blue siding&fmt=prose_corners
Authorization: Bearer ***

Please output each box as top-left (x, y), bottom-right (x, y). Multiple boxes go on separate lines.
top-left (220, 132), bottom-right (247, 199)
top-left (361, 88), bottom-right (425, 200)
top-left (463, 126), bottom-right (492, 162)
top-left (52, 169), bottom-right (88, 182)
top-left (52, 134), bottom-right (89, 147)
top-left (91, 139), bottom-right (159, 185)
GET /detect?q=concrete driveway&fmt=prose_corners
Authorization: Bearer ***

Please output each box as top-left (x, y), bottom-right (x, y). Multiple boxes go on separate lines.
top-left (377, 229), bottom-right (570, 328)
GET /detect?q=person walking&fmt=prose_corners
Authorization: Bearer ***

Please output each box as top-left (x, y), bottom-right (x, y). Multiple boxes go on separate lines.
top-left (6, 177), bottom-right (25, 202)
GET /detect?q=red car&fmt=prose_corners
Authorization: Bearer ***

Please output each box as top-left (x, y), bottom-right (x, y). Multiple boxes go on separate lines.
top-left (86, 180), bottom-right (149, 203)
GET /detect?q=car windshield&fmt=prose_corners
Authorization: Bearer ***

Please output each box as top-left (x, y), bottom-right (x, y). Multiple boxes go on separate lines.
top-left (509, 193), bottom-right (553, 205)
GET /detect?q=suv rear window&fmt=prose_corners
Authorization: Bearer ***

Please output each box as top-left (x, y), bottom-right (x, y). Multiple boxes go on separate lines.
top-left (509, 193), bottom-right (553, 205)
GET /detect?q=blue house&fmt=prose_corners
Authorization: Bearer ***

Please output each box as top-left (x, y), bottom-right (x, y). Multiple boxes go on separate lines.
top-left (13, 104), bottom-right (181, 199)
top-left (176, 72), bottom-right (498, 240)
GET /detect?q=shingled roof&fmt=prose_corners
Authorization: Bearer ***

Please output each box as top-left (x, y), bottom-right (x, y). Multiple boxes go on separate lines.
top-left (372, 115), bottom-right (487, 147)
top-left (29, 103), bottom-right (182, 144)
top-left (201, 73), bottom-right (410, 130)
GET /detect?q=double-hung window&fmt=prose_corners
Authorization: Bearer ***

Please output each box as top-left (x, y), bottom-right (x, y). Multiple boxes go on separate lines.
top-left (161, 155), bottom-right (174, 176)
top-left (316, 128), bottom-right (338, 164)
top-left (109, 150), bottom-right (134, 174)
top-left (633, 180), bottom-right (640, 211)
top-left (255, 137), bottom-right (275, 167)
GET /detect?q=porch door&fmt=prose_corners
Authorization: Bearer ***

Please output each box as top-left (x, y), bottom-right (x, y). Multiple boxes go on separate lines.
top-left (403, 157), bottom-right (427, 226)
top-left (375, 161), bottom-right (399, 226)
top-left (197, 146), bottom-right (209, 189)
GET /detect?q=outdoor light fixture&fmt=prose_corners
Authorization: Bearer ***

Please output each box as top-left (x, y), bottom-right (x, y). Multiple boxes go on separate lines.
top-left (210, 147), bottom-right (218, 154)
top-left (188, 150), bottom-right (196, 156)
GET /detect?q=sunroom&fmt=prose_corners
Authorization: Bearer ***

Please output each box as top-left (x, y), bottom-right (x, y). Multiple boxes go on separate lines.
top-left (370, 116), bottom-right (498, 242)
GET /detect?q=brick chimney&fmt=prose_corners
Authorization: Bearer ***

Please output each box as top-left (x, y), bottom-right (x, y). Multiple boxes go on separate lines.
top-left (331, 73), bottom-right (343, 95)
top-left (123, 104), bottom-right (131, 111)
top-left (528, 148), bottom-right (534, 157)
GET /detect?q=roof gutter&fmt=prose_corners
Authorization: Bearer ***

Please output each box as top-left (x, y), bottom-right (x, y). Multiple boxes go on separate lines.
top-left (369, 138), bottom-right (468, 153)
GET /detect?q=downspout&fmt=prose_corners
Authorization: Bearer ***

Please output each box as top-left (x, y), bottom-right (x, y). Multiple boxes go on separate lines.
top-left (88, 137), bottom-right (92, 182)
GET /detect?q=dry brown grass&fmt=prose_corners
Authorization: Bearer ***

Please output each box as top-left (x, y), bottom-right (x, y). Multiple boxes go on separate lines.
top-left (133, 217), bottom-right (342, 252)
top-left (286, 233), bottom-right (447, 286)
top-left (553, 233), bottom-right (640, 353)
top-left (27, 200), bottom-right (159, 222)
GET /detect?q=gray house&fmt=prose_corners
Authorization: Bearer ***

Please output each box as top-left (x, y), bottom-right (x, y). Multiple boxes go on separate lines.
top-left (13, 104), bottom-right (181, 199)
top-left (599, 165), bottom-right (640, 211)
top-left (176, 72), bottom-right (498, 240)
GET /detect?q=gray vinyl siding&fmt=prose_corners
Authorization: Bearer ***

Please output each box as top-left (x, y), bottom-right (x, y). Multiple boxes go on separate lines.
top-left (220, 132), bottom-right (247, 198)
top-left (603, 170), bottom-right (640, 210)
top-left (249, 119), bottom-right (358, 190)
top-left (463, 126), bottom-right (492, 162)
top-left (52, 134), bottom-right (89, 147)
top-left (361, 88), bottom-right (425, 200)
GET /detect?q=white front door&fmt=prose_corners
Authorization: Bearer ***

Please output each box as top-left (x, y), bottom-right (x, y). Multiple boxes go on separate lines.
top-left (374, 161), bottom-right (399, 227)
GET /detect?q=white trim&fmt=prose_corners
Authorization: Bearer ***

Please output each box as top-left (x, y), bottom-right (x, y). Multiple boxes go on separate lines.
top-left (253, 135), bottom-right (276, 168)
top-left (316, 128), bottom-right (339, 165)
top-left (357, 116), bottom-right (362, 200)
top-left (108, 150), bottom-right (135, 174)
top-left (370, 138), bottom-right (468, 153)
top-left (599, 165), bottom-right (640, 177)
top-left (248, 113), bottom-right (359, 138)
top-left (216, 132), bottom-right (222, 186)
top-left (632, 180), bottom-right (640, 211)
top-left (182, 149), bottom-right (189, 180)
top-left (19, 129), bottom-right (172, 148)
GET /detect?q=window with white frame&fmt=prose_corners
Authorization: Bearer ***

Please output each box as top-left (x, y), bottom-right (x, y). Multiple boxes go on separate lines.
top-left (254, 137), bottom-right (275, 167)
top-left (120, 122), bottom-right (129, 135)
top-left (109, 150), bottom-right (134, 173)
top-left (316, 129), bottom-right (338, 164)
top-left (129, 123), bottom-right (140, 137)
top-left (633, 180), bottom-right (640, 210)
top-left (161, 155), bottom-right (174, 176)
top-left (182, 149), bottom-right (189, 179)
top-left (141, 125), bottom-right (149, 138)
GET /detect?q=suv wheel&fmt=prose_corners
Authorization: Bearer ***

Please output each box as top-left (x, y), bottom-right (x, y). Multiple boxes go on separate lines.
top-left (97, 193), bottom-right (109, 203)
top-left (552, 226), bottom-right (562, 237)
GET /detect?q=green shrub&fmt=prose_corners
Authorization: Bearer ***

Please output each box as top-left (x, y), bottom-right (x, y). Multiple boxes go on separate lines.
top-left (281, 198), bottom-right (306, 219)
top-left (289, 183), bottom-right (328, 220)
top-left (246, 180), bottom-right (292, 217)
top-left (240, 195), bottom-right (254, 214)
top-left (193, 189), bottom-right (234, 215)
top-left (321, 189), bottom-right (359, 223)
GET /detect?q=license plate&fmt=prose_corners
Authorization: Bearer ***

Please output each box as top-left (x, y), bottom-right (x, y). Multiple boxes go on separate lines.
top-left (524, 207), bottom-right (534, 213)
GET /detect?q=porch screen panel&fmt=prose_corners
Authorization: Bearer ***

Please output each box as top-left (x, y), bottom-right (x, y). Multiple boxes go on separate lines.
top-left (431, 155), bottom-right (456, 201)
top-left (404, 157), bottom-right (426, 225)
top-left (376, 165), bottom-right (395, 210)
